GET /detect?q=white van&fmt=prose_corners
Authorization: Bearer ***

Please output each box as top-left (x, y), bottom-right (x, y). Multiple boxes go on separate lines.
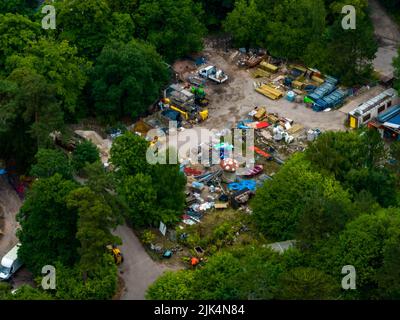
top-left (0, 243), bottom-right (23, 280)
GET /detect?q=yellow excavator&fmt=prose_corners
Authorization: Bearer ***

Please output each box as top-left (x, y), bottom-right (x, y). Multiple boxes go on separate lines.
top-left (107, 245), bottom-right (124, 265)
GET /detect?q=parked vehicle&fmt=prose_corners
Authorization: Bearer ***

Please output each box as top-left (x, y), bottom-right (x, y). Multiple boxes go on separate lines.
top-left (198, 66), bottom-right (228, 84)
top-left (239, 165), bottom-right (264, 177)
top-left (0, 244), bottom-right (23, 281)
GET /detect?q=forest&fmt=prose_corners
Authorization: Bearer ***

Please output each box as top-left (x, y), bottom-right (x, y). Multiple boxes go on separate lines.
top-left (0, 0), bottom-right (399, 300)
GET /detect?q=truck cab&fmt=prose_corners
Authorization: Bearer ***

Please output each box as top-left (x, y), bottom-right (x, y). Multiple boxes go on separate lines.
top-left (0, 243), bottom-right (23, 281)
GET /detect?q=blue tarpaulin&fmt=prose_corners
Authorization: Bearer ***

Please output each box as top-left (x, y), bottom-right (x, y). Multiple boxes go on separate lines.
top-left (228, 179), bottom-right (257, 192)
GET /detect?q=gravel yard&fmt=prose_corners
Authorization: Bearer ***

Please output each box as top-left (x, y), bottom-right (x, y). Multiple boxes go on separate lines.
top-left (181, 45), bottom-right (348, 133)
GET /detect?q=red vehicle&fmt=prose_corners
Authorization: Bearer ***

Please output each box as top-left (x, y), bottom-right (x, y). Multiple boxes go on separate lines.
top-left (249, 146), bottom-right (273, 160)
top-left (239, 165), bottom-right (264, 177)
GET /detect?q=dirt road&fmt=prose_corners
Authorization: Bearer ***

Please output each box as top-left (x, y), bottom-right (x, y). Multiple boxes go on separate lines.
top-left (370, 0), bottom-right (400, 79)
top-left (114, 224), bottom-right (177, 300)
top-left (0, 177), bottom-right (21, 257)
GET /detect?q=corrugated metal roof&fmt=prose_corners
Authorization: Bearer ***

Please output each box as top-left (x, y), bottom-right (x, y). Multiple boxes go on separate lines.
top-left (377, 104), bottom-right (400, 123)
top-left (350, 88), bottom-right (397, 116)
top-left (385, 113), bottom-right (400, 127)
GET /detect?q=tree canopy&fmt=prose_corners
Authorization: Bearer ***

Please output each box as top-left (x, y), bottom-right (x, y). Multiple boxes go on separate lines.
top-left (133, 0), bottom-right (206, 62)
top-left (251, 153), bottom-right (352, 240)
top-left (30, 148), bottom-right (72, 179)
top-left (17, 174), bottom-right (79, 274)
top-left (91, 40), bottom-right (169, 120)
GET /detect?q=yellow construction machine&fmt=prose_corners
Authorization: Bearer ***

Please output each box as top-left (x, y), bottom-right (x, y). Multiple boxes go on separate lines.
top-left (107, 245), bottom-right (124, 265)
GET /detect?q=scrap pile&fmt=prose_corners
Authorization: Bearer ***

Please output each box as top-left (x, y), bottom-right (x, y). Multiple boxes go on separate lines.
top-left (237, 106), bottom-right (317, 161)
top-left (182, 166), bottom-right (229, 225)
top-left (237, 49), bottom-right (267, 68)
top-left (179, 133), bottom-right (273, 225)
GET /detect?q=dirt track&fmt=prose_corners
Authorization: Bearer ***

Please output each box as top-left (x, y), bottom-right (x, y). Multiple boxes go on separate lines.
top-left (0, 177), bottom-right (21, 257)
top-left (114, 224), bottom-right (180, 300)
top-left (370, 0), bottom-right (400, 79)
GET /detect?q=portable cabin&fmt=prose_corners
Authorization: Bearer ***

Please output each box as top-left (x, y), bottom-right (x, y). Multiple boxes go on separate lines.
top-left (348, 88), bottom-right (397, 129)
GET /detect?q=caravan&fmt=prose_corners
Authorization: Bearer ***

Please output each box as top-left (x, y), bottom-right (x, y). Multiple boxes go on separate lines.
top-left (0, 243), bottom-right (23, 281)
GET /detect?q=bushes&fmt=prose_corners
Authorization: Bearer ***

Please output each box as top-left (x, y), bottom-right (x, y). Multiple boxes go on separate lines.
top-left (30, 148), bottom-right (73, 179)
top-left (72, 140), bottom-right (100, 172)
top-left (251, 153), bottom-right (352, 240)
top-left (146, 270), bottom-right (195, 300)
top-left (55, 255), bottom-right (118, 300)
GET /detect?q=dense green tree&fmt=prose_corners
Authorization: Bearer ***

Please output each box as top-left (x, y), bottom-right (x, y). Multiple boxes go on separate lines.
top-left (108, 13), bottom-right (136, 43)
top-left (146, 270), bottom-right (195, 300)
top-left (318, 209), bottom-right (400, 299)
top-left (276, 267), bottom-right (340, 300)
top-left (110, 132), bottom-right (150, 176)
top-left (111, 134), bottom-right (186, 226)
top-left (196, 0), bottom-right (235, 29)
top-left (0, 0), bottom-right (38, 15)
top-left (82, 161), bottom-right (126, 222)
top-left (376, 234), bottom-right (400, 299)
top-left (251, 153), bottom-right (350, 240)
top-left (6, 38), bottom-right (90, 114)
top-left (319, 4), bottom-right (377, 85)
top-left (55, 0), bottom-right (112, 59)
top-left (0, 283), bottom-right (53, 300)
top-left (134, 0), bottom-right (206, 62)
top-left (66, 187), bottom-right (120, 275)
top-left (72, 140), bottom-right (100, 172)
top-left (30, 148), bottom-right (72, 179)
top-left (118, 173), bottom-right (158, 227)
top-left (54, 255), bottom-right (118, 300)
top-left (217, 247), bottom-right (284, 300)
top-left (377, 235), bottom-right (400, 300)
top-left (388, 141), bottom-right (400, 188)
top-left (225, 0), bottom-right (325, 59)
top-left (305, 131), bottom-right (365, 180)
top-left (91, 40), bottom-right (169, 120)
top-left (151, 163), bottom-right (186, 223)
top-left (345, 167), bottom-right (397, 208)
top-left (0, 78), bottom-right (18, 132)
top-left (7, 68), bottom-right (63, 144)
top-left (296, 189), bottom-right (354, 250)
top-left (266, 0), bottom-right (326, 61)
top-left (0, 13), bottom-right (40, 69)
top-left (17, 174), bottom-right (79, 274)
top-left (105, 0), bottom-right (138, 14)
top-left (9, 285), bottom-right (53, 300)
top-left (0, 283), bottom-right (12, 299)
top-left (305, 130), bottom-right (397, 207)
top-left (0, 68), bottom-right (63, 169)
top-left (223, 0), bottom-right (265, 49)
top-left (147, 246), bottom-right (286, 300)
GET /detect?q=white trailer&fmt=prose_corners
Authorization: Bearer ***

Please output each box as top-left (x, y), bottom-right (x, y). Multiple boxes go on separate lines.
top-left (0, 243), bottom-right (23, 281)
top-left (348, 88), bottom-right (397, 129)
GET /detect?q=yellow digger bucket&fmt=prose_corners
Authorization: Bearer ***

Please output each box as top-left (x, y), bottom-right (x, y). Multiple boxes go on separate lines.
top-left (199, 109), bottom-right (209, 121)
